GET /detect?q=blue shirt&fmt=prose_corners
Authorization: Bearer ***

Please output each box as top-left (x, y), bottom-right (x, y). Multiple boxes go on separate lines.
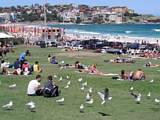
top-left (19, 52), bottom-right (26, 61)
top-left (44, 80), bottom-right (54, 90)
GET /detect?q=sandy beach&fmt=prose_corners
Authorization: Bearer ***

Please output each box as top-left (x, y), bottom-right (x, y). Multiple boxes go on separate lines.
top-left (63, 33), bottom-right (160, 45)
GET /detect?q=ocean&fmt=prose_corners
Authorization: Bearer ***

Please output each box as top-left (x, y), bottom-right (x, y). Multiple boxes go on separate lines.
top-left (49, 24), bottom-right (160, 38)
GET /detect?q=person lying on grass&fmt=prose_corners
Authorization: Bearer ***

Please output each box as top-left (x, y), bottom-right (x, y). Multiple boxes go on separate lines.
top-left (78, 64), bottom-right (118, 76)
top-left (144, 61), bottom-right (159, 68)
top-left (106, 57), bottom-right (135, 64)
top-left (27, 75), bottom-right (43, 96)
top-left (112, 69), bottom-right (145, 81)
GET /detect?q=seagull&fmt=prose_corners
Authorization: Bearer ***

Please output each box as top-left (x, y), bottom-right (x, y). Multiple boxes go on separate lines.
top-left (80, 104), bottom-right (84, 113)
top-left (64, 84), bottom-right (69, 89)
top-left (80, 86), bottom-right (85, 91)
top-left (67, 81), bottom-right (71, 86)
top-left (150, 79), bottom-right (154, 83)
top-left (147, 92), bottom-right (151, 98)
top-left (54, 75), bottom-right (58, 78)
top-left (2, 101), bottom-right (13, 110)
top-left (82, 82), bottom-right (87, 87)
top-left (86, 93), bottom-right (91, 101)
top-left (66, 75), bottom-right (69, 79)
top-left (56, 98), bottom-right (64, 105)
top-left (61, 60), bottom-right (64, 64)
top-left (155, 98), bottom-right (160, 103)
top-left (130, 92), bottom-right (141, 104)
top-left (25, 101), bottom-right (36, 112)
top-left (78, 77), bottom-right (83, 82)
top-left (129, 86), bottom-right (134, 91)
top-left (9, 84), bottom-right (16, 89)
top-left (59, 77), bottom-right (63, 81)
top-left (86, 98), bottom-right (93, 104)
top-left (88, 87), bottom-right (93, 93)
top-left (97, 92), bottom-right (112, 105)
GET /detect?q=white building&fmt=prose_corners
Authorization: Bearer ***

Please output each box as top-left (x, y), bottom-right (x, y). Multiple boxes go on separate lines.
top-left (0, 13), bottom-right (10, 23)
top-left (109, 13), bottom-right (123, 24)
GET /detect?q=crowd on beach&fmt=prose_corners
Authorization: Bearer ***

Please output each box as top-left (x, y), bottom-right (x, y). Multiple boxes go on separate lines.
top-left (63, 33), bottom-right (160, 45)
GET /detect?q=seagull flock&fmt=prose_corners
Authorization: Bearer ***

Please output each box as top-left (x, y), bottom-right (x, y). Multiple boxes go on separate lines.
top-left (1, 75), bottom-right (160, 114)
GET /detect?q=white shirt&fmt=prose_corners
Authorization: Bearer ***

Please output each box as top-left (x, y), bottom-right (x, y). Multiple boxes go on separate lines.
top-left (1, 62), bottom-right (10, 68)
top-left (27, 80), bottom-right (40, 95)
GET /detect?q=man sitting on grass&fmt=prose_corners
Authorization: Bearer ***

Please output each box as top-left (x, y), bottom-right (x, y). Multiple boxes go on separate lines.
top-left (27, 75), bottom-right (43, 96)
top-left (43, 75), bottom-right (60, 97)
top-left (131, 69), bottom-right (145, 80)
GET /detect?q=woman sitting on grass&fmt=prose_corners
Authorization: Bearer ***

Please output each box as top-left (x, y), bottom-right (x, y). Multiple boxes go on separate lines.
top-left (75, 61), bottom-right (85, 69)
top-left (50, 56), bottom-right (58, 64)
top-left (22, 61), bottom-right (31, 75)
top-left (119, 70), bottom-right (133, 80)
top-left (33, 61), bottom-right (42, 73)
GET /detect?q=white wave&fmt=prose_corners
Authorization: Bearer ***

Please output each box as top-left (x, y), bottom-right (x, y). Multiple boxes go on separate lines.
top-left (65, 29), bottom-right (101, 35)
top-left (153, 29), bottom-right (160, 32)
top-left (125, 31), bottom-right (132, 34)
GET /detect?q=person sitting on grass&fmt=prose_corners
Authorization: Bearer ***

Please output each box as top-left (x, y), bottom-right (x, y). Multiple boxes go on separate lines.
top-left (1, 67), bottom-right (8, 75)
top-left (43, 75), bottom-right (60, 97)
top-left (19, 50), bottom-right (31, 67)
top-left (48, 54), bottom-right (51, 62)
top-left (0, 59), bottom-right (10, 68)
top-left (27, 75), bottom-right (43, 96)
top-left (131, 69), bottom-right (145, 81)
top-left (33, 61), bottom-right (42, 73)
top-left (22, 61), bottom-right (31, 75)
top-left (13, 59), bottom-right (21, 69)
top-left (50, 56), bottom-right (58, 64)
top-left (75, 61), bottom-right (85, 69)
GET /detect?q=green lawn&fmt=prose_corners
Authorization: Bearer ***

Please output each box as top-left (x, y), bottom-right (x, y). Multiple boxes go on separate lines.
top-left (0, 45), bottom-right (160, 120)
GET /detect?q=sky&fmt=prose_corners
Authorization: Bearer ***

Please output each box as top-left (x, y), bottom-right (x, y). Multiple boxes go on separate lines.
top-left (0, 0), bottom-right (159, 16)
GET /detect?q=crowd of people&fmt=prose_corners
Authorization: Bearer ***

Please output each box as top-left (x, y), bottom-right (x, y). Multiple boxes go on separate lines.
top-left (0, 47), bottom-right (149, 100)
top-left (0, 50), bottom-right (42, 75)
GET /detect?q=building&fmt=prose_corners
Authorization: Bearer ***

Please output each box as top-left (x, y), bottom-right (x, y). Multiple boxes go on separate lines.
top-left (110, 6), bottom-right (128, 14)
top-left (0, 13), bottom-right (11, 23)
top-left (109, 13), bottom-right (123, 24)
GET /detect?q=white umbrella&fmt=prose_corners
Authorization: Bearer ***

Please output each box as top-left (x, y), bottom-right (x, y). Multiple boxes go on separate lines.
top-left (0, 32), bottom-right (14, 38)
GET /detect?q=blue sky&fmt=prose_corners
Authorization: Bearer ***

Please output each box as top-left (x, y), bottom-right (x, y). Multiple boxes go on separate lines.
top-left (0, 0), bottom-right (159, 16)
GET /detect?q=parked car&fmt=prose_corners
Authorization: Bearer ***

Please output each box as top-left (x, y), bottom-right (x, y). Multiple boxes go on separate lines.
top-left (46, 41), bottom-right (57, 47)
top-left (101, 46), bottom-right (110, 53)
top-left (72, 45), bottom-right (83, 50)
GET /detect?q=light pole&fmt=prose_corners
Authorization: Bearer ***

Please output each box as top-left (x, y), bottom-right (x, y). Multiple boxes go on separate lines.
top-left (44, 0), bottom-right (47, 42)
top-left (44, 0), bottom-right (47, 26)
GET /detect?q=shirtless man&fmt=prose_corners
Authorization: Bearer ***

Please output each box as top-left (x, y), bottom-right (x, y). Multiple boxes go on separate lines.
top-left (132, 69), bottom-right (145, 80)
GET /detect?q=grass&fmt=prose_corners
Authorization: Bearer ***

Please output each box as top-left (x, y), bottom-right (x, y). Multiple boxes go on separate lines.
top-left (0, 45), bottom-right (160, 120)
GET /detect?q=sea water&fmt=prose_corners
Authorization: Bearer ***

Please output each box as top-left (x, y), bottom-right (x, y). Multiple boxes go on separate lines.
top-left (49, 24), bottom-right (160, 38)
